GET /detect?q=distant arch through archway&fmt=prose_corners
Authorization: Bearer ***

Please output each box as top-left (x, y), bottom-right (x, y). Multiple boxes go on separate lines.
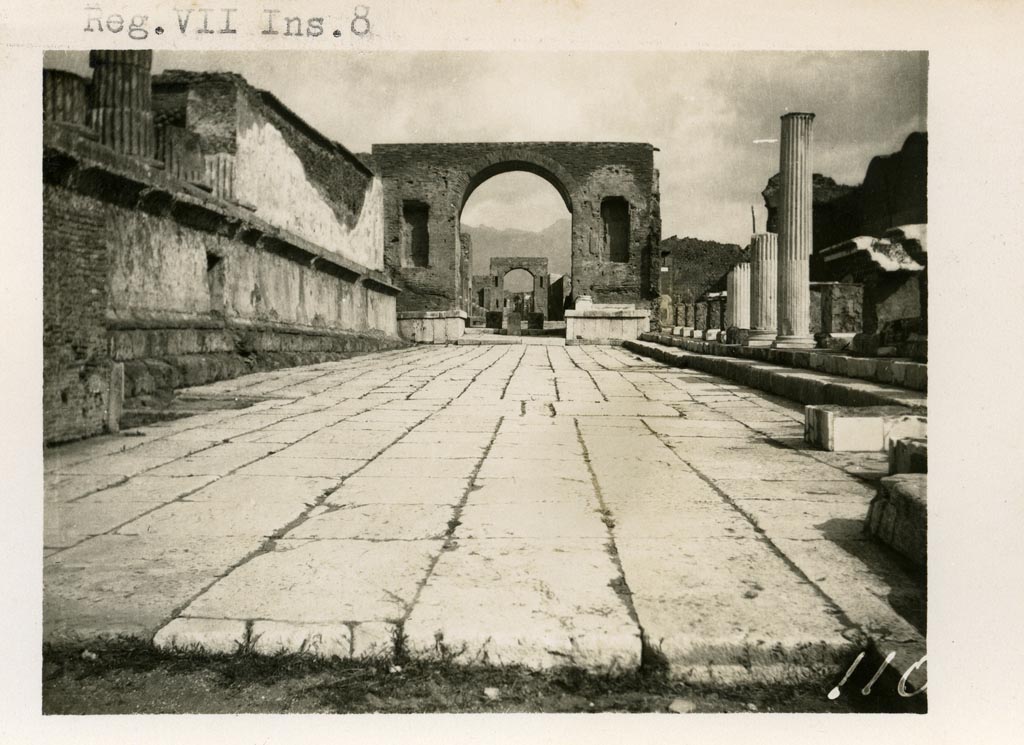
top-left (372, 141), bottom-right (660, 314)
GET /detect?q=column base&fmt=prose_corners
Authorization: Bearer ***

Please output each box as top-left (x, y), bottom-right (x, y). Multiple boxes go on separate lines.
top-left (772, 335), bottom-right (816, 350)
top-left (745, 330), bottom-right (776, 348)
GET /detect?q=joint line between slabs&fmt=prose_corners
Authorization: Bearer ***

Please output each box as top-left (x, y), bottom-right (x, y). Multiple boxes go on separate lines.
top-left (397, 414), bottom-right (507, 627)
top-left (638, 418), bottom-right (865, 639)
top-left (158, 345), bottom-right (511, 640)
top-left (574, 417), bottom-right (643, 632)
top-left (61, 350), bottom-right (476, 637)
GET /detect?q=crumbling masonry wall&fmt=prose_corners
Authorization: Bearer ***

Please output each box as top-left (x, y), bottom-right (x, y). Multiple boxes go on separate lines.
top-left (762, 132), bottom-right (927, 280)
top-left (43, 56), bottom-right (402, 444)
top-left (371, 142), bottom-right (661, 313)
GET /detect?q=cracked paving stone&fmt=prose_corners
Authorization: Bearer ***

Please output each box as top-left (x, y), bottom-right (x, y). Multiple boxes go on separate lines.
top-left (404, 539), bottom-right (641, 671)
top-left (286, 503), bottom-right (455, 540)
top-left (73, 475), bottom-right (220, 504)
top-left (233, 456), bottom-right (367, 479)
top-left (359, 457), bottom-right (478, 480)
top-left (175, 539), bottom-right (442, 627)
top-left (455, 502), bottom-right (608, 540)
top-left (325, 476), bottom-right (469, 506)
top-left (183, 474), bottom-right (339, 502)
top-left (44, 534), bottom-right (263, 640)
top-left (616, 536), bottom-right (856, 684)
top-left (116, 497), bottom-right (310, 538)
top-left (467, 476), bottom-right (597, 505)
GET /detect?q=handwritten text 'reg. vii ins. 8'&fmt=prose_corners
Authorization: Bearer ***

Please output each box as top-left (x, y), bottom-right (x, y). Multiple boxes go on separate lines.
top-left (83, 6), bottom-right (374, 41)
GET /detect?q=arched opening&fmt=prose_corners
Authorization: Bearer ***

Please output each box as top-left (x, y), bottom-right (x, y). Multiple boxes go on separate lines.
top-left (460, 170), bottom-right (571, 329)
top-left (503, 268), bottom-right (535, 315)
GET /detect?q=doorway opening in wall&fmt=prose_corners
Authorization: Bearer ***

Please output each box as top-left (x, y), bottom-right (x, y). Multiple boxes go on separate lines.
top-left (206, 251), bottom-right (225, 316)
top-left (460, 171), bottom-right (571, 334)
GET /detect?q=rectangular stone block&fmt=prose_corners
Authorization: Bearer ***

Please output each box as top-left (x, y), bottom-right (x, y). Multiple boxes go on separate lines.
top-left (564, 308), bottom-right (650, 343)
top-left (397, 311), bottom-right (467, 344)
top-left (889, 436), bottom-right (928, 475)
top-left (805, 404), bottom-right (927, 452)
top-left (693, 302), bottom-right (708, 330)
top-left (506, 312), bottom-right (523, 336)
top-left (106, 362), bottom-right (124, 434)
top-left (866, 474), bottom-right (927, 567)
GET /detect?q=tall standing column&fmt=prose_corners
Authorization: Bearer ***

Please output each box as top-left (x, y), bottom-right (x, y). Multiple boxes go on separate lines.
top-left (88, 50), bottom-right (155, 159)
top-left (748, 233), bottom-right (778, 346)
top-left (726, 262), bottom-right (751, 329)
top-left (773, 112), bottom-right (815, 349)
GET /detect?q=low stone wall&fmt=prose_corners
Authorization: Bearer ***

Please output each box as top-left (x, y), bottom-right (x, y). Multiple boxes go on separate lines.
top-left (398, 310), bottom-right (467, 344)
top-left (43, 121), bottom-right (401, 444)
top-left (866, 474), bottom-right (927, 567)
top-left (565, 308), bottom-right (650, 345)
top-left (639, 332), bottom-right (926, 392)
top-left (628, 338), bottom-right (926, 410)
top-left (112, 320), bottom-right (404, 399)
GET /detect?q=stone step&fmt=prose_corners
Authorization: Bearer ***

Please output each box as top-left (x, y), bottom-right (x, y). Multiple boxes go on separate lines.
top-left (889, 436), bottom-right (928, 474)
top-left (639, 332), bottom-right (926, 392)
top-left (805, 404), bottom-right (927, 452)
top-left (866, 474), bottom-right (927, 567)
top-left (624, 339), bottom-right (926, 411)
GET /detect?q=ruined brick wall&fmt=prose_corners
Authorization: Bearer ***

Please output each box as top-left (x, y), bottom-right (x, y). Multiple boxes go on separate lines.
top-left (153, 72), bottom-right (384, 271)
top-left (762, 132), bottom-right (927, 279)
top-left (43, 187), bottom-right (112, 443)
top-left (43, 56), bottom-right (403, 444)
top-left (662, 236), bottom-right (746, 304)
top-left (458, 231), bottom-right (472, 314)
top-left (548, 275), bottom-right (568, 321)
top-left (763, 173), bottom-right (862, 279)
top-left (371, 142), bottom-right (660, 313)
top-left (860, 132), bottom-right (927, 236)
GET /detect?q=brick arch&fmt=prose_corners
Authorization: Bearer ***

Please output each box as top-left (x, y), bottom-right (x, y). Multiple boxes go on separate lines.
top-left (371, 141), bottom-right (659, 313)
top-left (455, 148), bottom-right (581, 218)
top-left (489, 256), bottom-right (550, 319)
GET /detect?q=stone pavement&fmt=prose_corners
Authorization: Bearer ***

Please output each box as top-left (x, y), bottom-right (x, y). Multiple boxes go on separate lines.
top-left (43, 342), bottom-right (924, 685)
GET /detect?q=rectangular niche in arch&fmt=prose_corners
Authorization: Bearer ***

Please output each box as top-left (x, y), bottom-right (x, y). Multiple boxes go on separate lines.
top-left (401, 201), bottom-right (430, 267)
top-left (601, 197), bottom-right (630, 263)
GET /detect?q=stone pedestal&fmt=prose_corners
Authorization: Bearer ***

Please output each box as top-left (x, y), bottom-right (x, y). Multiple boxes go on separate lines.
top-left (398, 310), bottom-right (467, 344)
top-left (565, 306), bottom-right (650, 345)
top-left (88, 50), bottom-right (155, 159)
top-left (726, 263), bottom-right (751, 330)
top-left (748, 233), bottom-right (778, 347)
top-left (773, 113), bottom-right (815, 350)
top-left (506, 312), bottom-right (524, 336)
top-left (693, 302), bottom-right (708, 331)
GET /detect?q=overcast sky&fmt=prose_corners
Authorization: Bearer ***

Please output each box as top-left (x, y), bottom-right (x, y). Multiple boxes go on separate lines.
top-left (46, 50), bottom-right (926, 245)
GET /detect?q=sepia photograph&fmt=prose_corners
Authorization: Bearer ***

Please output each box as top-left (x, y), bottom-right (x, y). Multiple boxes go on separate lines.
top-left (5, 1), bottom-right (1024, 742)
top-left (37, 45), bottom-right (930, 715)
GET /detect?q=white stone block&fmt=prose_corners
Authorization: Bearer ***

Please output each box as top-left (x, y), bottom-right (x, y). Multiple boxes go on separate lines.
top-left (805, 405), bottom-right (927, 452)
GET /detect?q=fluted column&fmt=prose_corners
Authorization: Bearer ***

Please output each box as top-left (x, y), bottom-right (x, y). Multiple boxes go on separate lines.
top-left (726, 263), bottom-right (751, 329)
top-left (748, 233), bottom-right (778, 346)
top-left (88, 50), bottom-right (155, 158)
top-left (773, 112), bottom-right (815, 349)
top-left (43, 70), bottom-right (90, 127)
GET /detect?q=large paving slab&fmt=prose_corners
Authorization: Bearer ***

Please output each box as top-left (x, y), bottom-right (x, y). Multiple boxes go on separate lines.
top-left (43, 342), bottom-right (924, 688)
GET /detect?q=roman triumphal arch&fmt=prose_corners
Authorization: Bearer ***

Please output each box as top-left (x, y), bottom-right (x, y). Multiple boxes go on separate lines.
top-left (370, 142), bottom-right (662, 315)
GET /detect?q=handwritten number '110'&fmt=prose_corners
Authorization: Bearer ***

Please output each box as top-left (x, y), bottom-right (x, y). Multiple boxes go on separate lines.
top-left (827, 652), bottom-right (927, 700)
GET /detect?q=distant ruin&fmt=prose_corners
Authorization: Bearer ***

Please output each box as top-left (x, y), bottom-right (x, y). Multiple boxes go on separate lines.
top-left (369, 143), bottom-right (662, 318)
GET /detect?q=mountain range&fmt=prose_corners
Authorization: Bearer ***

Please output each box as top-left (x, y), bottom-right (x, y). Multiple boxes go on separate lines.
top-left (463, 218), bottom-right (572, 277)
